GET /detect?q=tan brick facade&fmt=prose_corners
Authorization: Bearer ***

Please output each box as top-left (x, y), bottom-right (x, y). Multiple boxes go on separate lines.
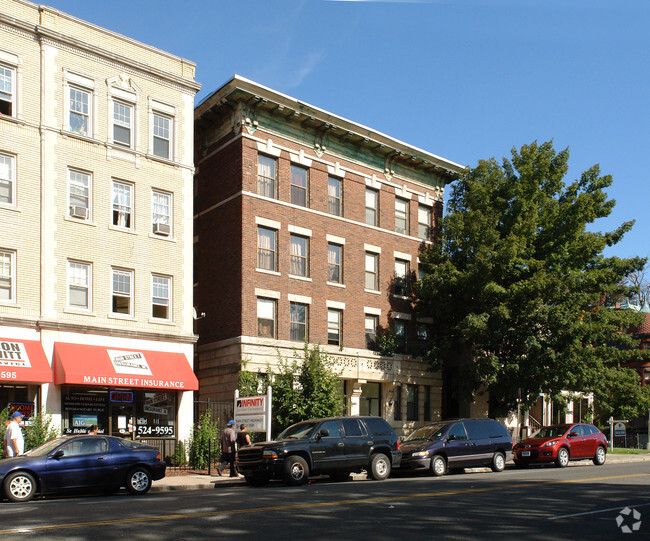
top-left (195, 77), bottom-right (463, 435)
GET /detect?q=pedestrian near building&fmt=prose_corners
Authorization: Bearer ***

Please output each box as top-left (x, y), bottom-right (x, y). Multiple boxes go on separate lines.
top-left (237, 424), bottom-right (251, 449)
top-left (4, 412), bottom-right (24, 457)
top-left (218, 420), bottom-right (238, 477)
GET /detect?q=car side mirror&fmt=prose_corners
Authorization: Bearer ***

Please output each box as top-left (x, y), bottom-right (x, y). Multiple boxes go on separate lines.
top-left (318, 428), bottom-right (330, 438)
top-left (447, 434), bottom-right (455, 442)
top-left (50, 449), bottom-right (64, 459)
top-left (568, 432), bottom-right (578, 438)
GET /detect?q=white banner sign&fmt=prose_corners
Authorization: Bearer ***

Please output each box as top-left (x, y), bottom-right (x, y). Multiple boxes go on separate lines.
top-left (0, 341), bottom-right (31, 368)
top-left (235, 393), bottom-right (270, 432)
top-left (107, 350), bottom-right (152, 376)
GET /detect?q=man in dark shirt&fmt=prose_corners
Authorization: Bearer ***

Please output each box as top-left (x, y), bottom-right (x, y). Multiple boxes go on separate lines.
top-left (217, 420), bottom-right (238, 477)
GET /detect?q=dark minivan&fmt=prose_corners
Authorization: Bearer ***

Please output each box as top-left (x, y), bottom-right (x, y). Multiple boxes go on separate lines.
top-left (399, 418), bottom-right (513, 476)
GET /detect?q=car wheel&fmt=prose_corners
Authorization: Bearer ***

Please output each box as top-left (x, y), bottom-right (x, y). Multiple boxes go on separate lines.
top-left (283, 456), bottom-right (309, 486)
top-left (555, 447), bottom-right (570, 468)
top-left (430, 455), bottom-right (447, 477)
top-left (329, 472), bottom-right (352, 482)
top-left (368, 453), bottom-right (391, 480)
top-left (126, 467), bottom-right (152, 495)
top-left (4, 471), bottom-right (37, 502)
top-left (593, 446), bottom-right (606, 466)
top-left (490, 451), bottom-right (506, 473)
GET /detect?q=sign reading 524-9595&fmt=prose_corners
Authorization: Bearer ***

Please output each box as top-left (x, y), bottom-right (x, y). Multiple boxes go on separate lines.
top-left (136, 425), bottom-right (175, 437)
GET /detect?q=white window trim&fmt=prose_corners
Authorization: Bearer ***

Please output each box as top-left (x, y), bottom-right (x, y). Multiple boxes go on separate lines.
top-left (67, 260), bottom-right (92, 311)
top-left (364, 243), bottom-right (381, 254)
top-left (0, 60), bottom-right (17, 119)
top-left (0, 151), bottom-right (16, 207)
top-left (364, 306), bottom-right (382, 316)
top-left (326, 300), bottom-right (346, 310)
top-left (68, 168), bottom-right (92, 221)
top-left (326, 234), bottom-right (346, 245)
top-left (287, 293), bottom-right (312, 304)
top-left (112, 179), bottom-right (134, 230)
top-left (0, 249), bottom-right (16, 303)
top-left (150, 109), bottom-right (174, 160)
top-left (110, 98), bottom-right (136, 149)
top-left (393, 312), bottom-right (412, 321)
top-left (64, 71), bottom-right (95, 138)
top-left (255, 216), bottom-right (281, 229)
top-left (151, 273), bottom-right (172, 321)
top-left (288, 224), bottom-right (312, 237)
top-left (111, 267), bottom-right (133, 316)
top-left (394, 251), bottom-right (412, 262)
top-left (254, 288), bottom-right (281, 299)
top-left (151, 189), bottom-right (173, 236)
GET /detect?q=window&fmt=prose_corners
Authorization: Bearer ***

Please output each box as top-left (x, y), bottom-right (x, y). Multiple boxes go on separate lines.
top-left (395, 198), bottom-right (409, 234)
top-left (342, 418), bottom-right (365, 437)
top-left (328, 309), bottom-right (342, 346)
top-left (365, 188), bottom-right (378, 226)
top-left (360, 382), bottom-right (380, 417)
top-left (328, 176), bottom-right (342, 216)
top-left (394, 319), bottom-right (407, 354)
top-left (289, 302), bottom-right (308, 342)
top-left (0, 152), bottom-right (15, 205)
top-left (416, 323), bottom-right (432, 354)
top-left (257, 155), bottom-right (277, 199)
top-left (69, 169), bottom-right (91, 220)
top-left (0, 64), bottom-right (15, 117)
top-left (112, 181), bottom-right (133, 228)
top-left (111, 268), bottom-right (132, 315)
top-left (290, 234), bottom-right (309, 277)
top-left (68, 261), bottom-right (91, 310)
top-left (257, 298), bottom-right (276, 338)
top-left (152, 275), bottom-right (171, 319)
top-left (327, 243), bottom-right (342, 283)
top-left (418, 205), bottom-right (432, 240)
top-left (0, 250), bottom-right (15, 301)
top-left (448, 422), bottom-right (468, 441)
top-left (406, 384), bottom-right (418, 421)
top-left (365, 314), bottom-right (378, 350)
top-left (152, 113), bottom-right (172, 159)
top-left (365, 252), bottom-right (378, 291)
top-left (69, 86), bottom-right (91, 136)
top-left (290, 165), bottom-right (308, 207)
top-left (319, 420), bottom-right (340, 438)
top-left (423, 386), bottom-right (432, 422)
top-left (394, 259), bottom-right (409, 297)
top-left (394, 385), bottom-right (402, 421)
top-left (152, 190), bottom-right (171, 236)
top-left (112, 101), bottom-right (133, 147)
top-left (257, 226), bottom-right (277, 271)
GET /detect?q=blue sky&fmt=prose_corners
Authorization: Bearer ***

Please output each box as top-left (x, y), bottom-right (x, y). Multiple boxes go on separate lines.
top-left (46, 0), bottom-right (649, 262)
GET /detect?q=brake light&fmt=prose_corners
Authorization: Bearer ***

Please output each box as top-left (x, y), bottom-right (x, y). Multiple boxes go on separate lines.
top-left (396, 439), bottom-right (399, 450)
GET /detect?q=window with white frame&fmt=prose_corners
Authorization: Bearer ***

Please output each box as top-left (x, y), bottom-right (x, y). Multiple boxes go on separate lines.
top-left (68, 169), bottom-right (91, 220)
top-left (365, 188), bottom-right (378, 226)
top-left (111, 268), bottom-right (133, 315)
top-left (0, 152), bottom-right (15, 205)
top-left (68, 260), bottom-right (91, 310)
top-left (365, 252), bottom-right (378, 291)
top-left (69, 86), bottom-right (91, 137)
top-left (112, 101), bottom-right (133, 147)
top-left (394, 259), bottom-right (410, 297)
top-left (395, 198), bottom-right (409, 235)
top-left (365, 314), bottom-right (378, 350)
top-left (328, 176), bottom-right (342, 216)
top-left (152, 112), bottom-right (172, 159)
top-left (0, 63), bottom-right (15, 117)
top-left (290, 234), bottom-right (309, 277)
top-left (152, 190), bottom-right (171, 236)
top-left (418, 204), bottom-right (432, 240)
top-left (327, 243), bottom-right (342, 284)
top-left (152, 274), bottom-right (171, 320)
top-left (328, 309), bottom-right (342, 346)
top-left (290, 165), bottom-right (308, 207)
top-left (0, 249), bottom-right (15, 302)
top-left (290, 302), bottom-right (308, 342)
top-left (258, 154), bottom-right (277, 199)
top-left (257, 298), bottom-right (276, 338)
top-left (112, 180), bottom-right (133, 229)
top-left (257, 226), bottom-right (277, 271)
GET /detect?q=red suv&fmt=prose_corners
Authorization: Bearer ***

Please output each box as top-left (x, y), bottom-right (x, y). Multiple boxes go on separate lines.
top-left (513, 423), bottom-right (607, 468)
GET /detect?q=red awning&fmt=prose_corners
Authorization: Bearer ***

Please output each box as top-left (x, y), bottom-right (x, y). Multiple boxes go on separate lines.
top-left (0, 338), bottom-right (53, 384)
top-left (53, 342), bottom-right (198, 391)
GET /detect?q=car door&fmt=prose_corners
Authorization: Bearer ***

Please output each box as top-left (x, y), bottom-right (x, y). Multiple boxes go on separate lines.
top-left (464, 420), bottom-right (493, 467)
top-left (444, 422), bottom-right (473, 468)
top-left (43, 437), bottom-right (108, 490)
top-left (341, 418), bottom-right (369, 468)
top-left (566, 424), bottom-right (589, 458)
top-left (309, 420), bottom-right (346, 473)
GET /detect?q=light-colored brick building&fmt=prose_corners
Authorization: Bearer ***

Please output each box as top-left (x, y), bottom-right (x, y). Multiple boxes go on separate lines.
top-left (194, 76), bottom-right (464, 435)
top-left (0, 0), bottom-right (200, 444)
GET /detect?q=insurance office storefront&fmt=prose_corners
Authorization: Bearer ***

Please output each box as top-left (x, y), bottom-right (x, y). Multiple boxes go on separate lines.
top-left (53, 342), bottom-right (198, 440)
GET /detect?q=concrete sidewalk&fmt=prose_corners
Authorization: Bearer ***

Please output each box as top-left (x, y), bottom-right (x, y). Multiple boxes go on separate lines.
top-left (150, 453), bottom-right (650, 493)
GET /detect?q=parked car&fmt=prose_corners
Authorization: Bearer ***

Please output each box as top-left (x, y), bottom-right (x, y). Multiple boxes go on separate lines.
top-left (237, 416), bottom-right (401, 486)
top-left (0, 435), bottom-right (166, 502)
top-left (513, 423), bottom-right (608, 468)
top-left (399, 418), bottom-right (513, 476)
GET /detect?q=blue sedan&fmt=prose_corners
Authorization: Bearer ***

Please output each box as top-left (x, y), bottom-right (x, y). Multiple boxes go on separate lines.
top-left (0, 435), bottom-right (166, 502)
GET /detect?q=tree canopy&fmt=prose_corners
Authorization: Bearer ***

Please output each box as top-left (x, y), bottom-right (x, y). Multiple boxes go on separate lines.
top-left (415, 141), bottom-right (649, 419)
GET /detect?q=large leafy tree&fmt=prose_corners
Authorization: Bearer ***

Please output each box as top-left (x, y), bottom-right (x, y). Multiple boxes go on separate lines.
top-left (415, 141), bottom-right (648, 419)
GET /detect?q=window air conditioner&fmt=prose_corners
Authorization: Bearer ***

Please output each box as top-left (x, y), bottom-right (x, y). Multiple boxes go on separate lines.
top-left (153, 222), bottom-right (171, 236)
top-left (70, 205), bottom-right (89, 219)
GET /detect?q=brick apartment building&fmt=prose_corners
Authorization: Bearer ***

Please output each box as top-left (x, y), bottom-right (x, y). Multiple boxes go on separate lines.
top-left (194, 76), bottom-right (464, 434)
top-left (0, 0), bottom-right (200, 442)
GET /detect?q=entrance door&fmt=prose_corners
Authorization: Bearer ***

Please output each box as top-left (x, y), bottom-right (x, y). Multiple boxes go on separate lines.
top-left (110, 402), bottom-right (135, 438)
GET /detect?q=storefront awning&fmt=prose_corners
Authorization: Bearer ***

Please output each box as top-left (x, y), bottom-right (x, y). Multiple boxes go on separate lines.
top-left (53, 342), bottom-right (198, 391)
top-left (0, 338), bottom-right (53, 384)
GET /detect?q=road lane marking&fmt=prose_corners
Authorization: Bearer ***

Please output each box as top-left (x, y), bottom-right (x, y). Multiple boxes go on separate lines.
top-left (1, 472), bottom-right (648, 534)
top-left (550, 501), bottom-right (650, 520)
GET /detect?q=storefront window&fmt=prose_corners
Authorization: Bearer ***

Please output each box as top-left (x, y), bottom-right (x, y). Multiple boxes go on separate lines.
top-left (1, 385), bottom-right (38, 419)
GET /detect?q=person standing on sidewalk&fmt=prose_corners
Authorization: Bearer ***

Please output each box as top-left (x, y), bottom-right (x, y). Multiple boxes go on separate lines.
top-left (4, 411), bottom-right (24, 457)
top-left (237, 424), bottom-right (251, 449)
top-left (217, 420), bottom-right (238, 477)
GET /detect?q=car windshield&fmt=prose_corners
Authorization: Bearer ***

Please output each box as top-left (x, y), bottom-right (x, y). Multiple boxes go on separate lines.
top-left (532, 425), bottom-right (571, 439)
top-left (277, 422), bottom-right (319, 440)
top-left (404, 424), bottom-right (447, 442)
top-left (23, 436), bottom-right (69, 457)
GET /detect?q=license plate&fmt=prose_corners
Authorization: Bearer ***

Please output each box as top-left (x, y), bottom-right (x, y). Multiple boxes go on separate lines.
top-left (521, 451), bottom-right (531, 457)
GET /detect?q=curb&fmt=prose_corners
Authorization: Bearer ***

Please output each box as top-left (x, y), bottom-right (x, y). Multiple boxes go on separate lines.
top-left (151, 478), bottom-right (245, 493)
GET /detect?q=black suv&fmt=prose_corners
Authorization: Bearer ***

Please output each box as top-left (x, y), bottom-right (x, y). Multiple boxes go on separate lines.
top-left (237, 416), bottom-right (401, 486)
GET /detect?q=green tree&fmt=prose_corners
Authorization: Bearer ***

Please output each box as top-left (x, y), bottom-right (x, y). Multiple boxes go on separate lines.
top-left (23, 410), bottom-right (60, 451)
top-left (188, 409), bottom-right (219, 470)
top-left (415, 141), bottom-right (647, 418)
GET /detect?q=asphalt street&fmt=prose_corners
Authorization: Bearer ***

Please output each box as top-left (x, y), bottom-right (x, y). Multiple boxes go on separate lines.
top-left (1, 462), bottom-right (649, 540)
